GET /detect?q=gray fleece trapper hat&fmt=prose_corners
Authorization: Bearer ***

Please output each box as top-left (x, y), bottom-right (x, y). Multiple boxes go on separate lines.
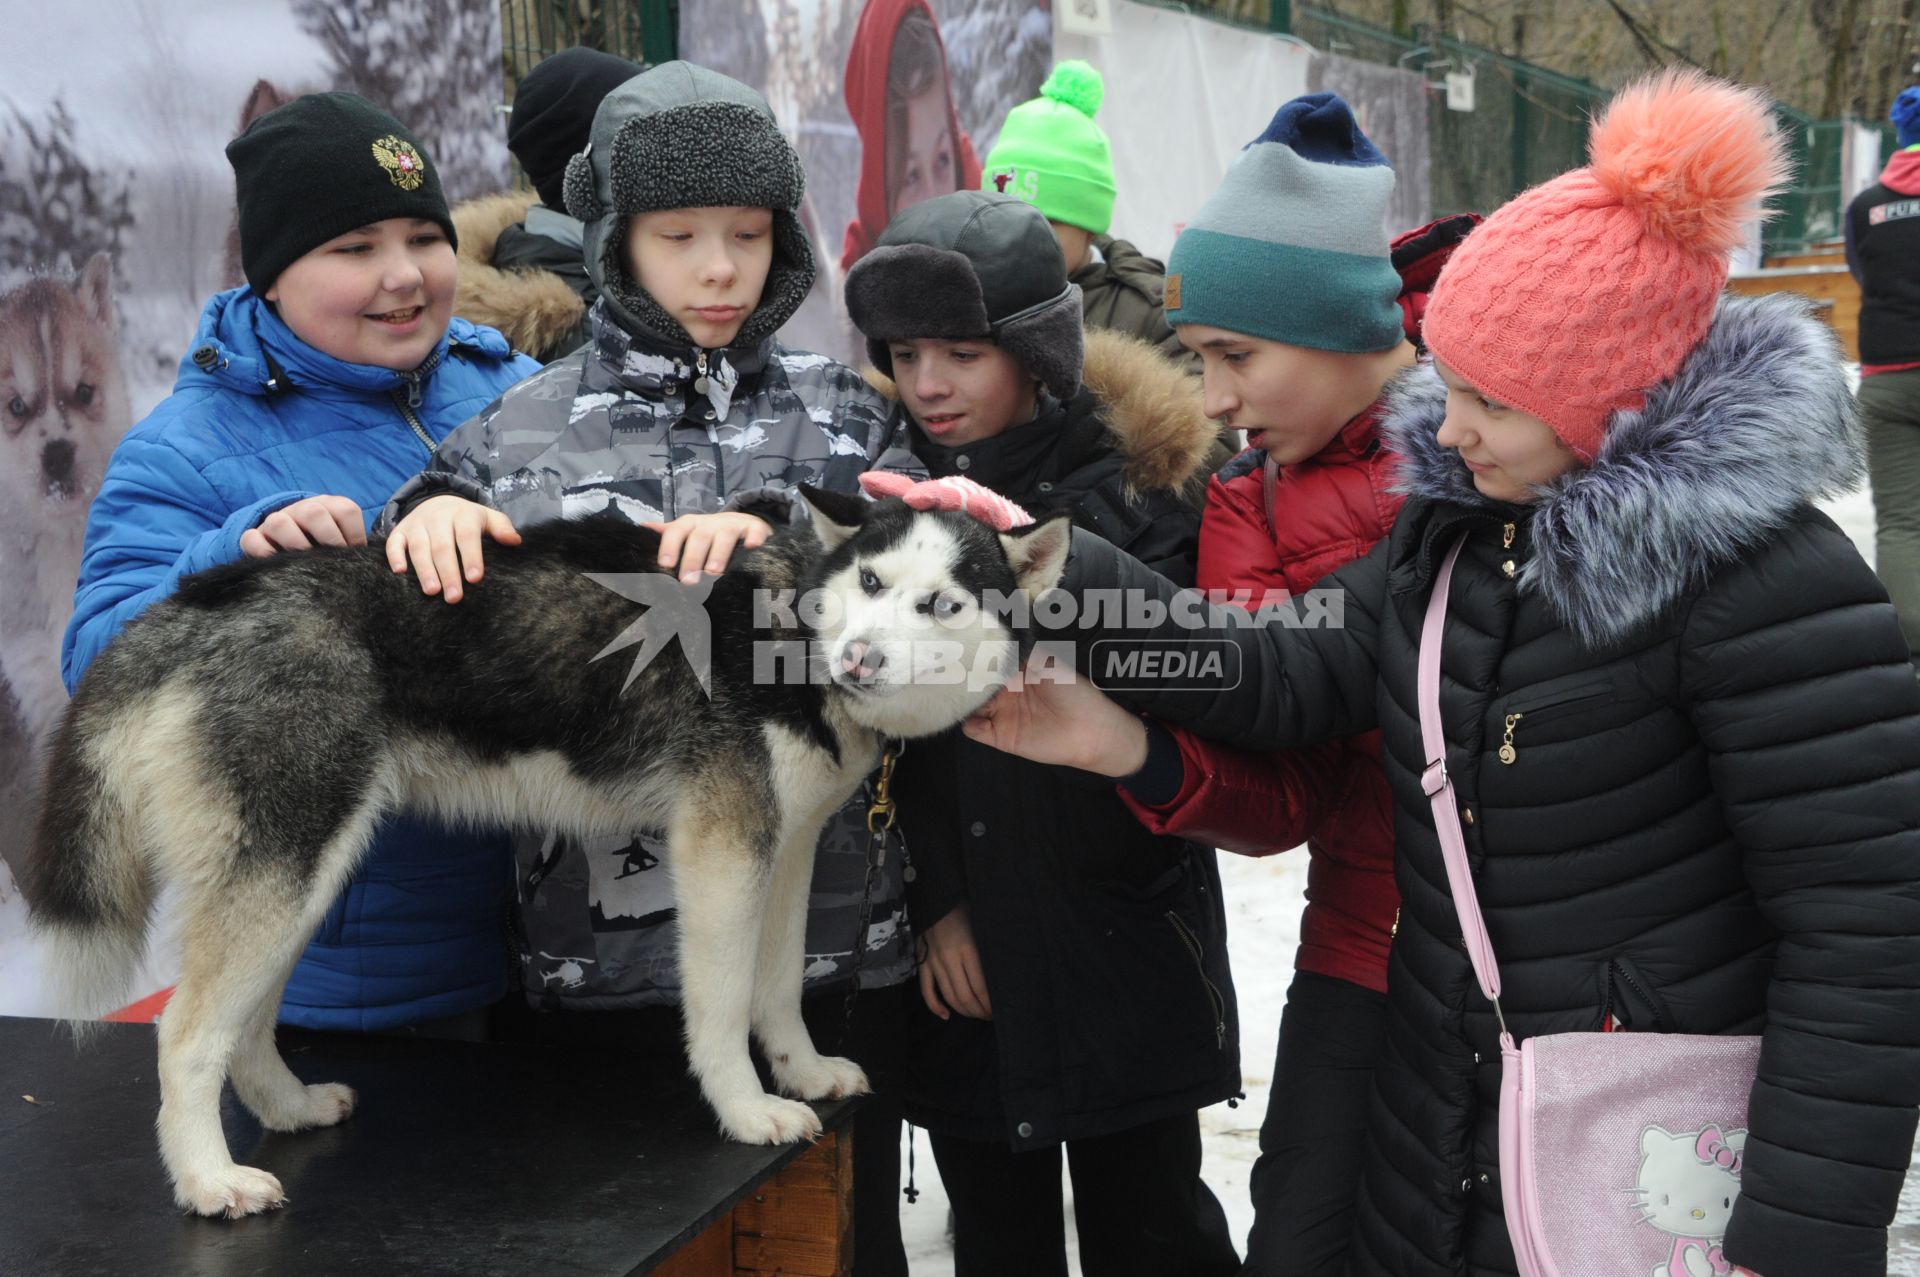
top-left (845, 191), bottom-right (1084, 403)
top-left (562, 61), bottom-right (813, 349)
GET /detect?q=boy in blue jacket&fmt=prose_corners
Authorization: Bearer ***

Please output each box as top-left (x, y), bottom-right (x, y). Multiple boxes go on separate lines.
top-left (62, 93), bottom-right (540, 1032)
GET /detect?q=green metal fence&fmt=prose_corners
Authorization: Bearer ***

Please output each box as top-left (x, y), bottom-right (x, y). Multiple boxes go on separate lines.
top-left (1766, 112), bottom-right (1899, 255)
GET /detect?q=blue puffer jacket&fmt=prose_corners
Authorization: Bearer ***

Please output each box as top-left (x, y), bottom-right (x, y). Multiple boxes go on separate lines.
top-left (63, 288), bottom-right (541, 1030)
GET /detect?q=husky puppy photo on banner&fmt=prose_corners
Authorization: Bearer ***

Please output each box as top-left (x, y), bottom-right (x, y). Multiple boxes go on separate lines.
top-left (0, 0), bottom-right (508, 1019)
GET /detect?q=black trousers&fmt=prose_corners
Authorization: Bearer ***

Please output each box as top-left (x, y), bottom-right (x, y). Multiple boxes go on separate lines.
top-left (928, 1110), bottom-right (1240, 1277)
top-left (1241, 971), bottom-right (1388, 1277)
top-left (517, 982), bottom-right (910, 1277)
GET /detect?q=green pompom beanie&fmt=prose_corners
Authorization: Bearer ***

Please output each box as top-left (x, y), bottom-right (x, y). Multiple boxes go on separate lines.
top-left (981, 61), bottom-right (1116, 235)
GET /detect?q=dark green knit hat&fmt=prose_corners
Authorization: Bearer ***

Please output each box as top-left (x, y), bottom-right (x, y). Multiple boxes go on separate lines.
top-left (227, 92), bottom-right (457, 294)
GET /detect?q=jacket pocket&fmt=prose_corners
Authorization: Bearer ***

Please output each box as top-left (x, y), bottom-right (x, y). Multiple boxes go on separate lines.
top-left (1165, 910), bottom-right (1228, 1051)
top-left (1494, 673), bottom-right (1619, 763)
top-left (1598, 956), bottom-right (1672, 1032)
top-left (1501, 674), bottom-right (1616, 723)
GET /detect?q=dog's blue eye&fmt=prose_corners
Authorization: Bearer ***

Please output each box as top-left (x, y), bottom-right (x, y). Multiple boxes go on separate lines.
top-left (6, 395), bottom-right (25, 418)
top-left (934, 595), bottom-right (963, 620)
top-left (859, 568), bottom-right (881, 595)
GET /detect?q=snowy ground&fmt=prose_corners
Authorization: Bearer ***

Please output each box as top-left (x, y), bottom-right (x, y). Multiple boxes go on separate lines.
top-left (902, 483), bottom-right (1920, 1274)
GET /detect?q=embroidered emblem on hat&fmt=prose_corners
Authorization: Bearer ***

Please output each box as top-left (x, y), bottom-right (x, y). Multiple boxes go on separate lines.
top-left (371, 136), bottom-right (425, 190)
top-left (991, 167), bottom-right (1018, 194)
top-left (1164, 274), bottom-right (1181, 309)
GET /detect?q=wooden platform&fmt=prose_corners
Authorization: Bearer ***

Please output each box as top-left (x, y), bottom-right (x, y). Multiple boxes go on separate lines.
top-left (1728, 261), bottom-right (1860, 361)
top-left (0, 1016), bottom-right (856, 1276)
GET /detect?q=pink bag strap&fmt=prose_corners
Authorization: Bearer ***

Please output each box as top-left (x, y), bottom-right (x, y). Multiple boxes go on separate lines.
top-left (1419, 533), bottom-right (1508, 1030)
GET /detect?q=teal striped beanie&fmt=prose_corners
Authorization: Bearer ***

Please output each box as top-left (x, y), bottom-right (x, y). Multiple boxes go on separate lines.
top-left (1166, 93), bottom-right (1402, 353)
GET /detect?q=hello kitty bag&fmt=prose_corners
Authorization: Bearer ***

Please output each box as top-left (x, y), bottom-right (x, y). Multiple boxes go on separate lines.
top-left (1420, 535), bottom-right (1762, 1277)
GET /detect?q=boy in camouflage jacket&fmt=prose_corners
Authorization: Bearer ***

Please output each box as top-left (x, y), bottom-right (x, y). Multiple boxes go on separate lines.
top-left (379, 62), bottom-right (923, 1276)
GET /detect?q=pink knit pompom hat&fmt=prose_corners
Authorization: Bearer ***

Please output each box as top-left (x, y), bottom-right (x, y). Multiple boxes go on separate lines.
top-left (1422, 69), bottom-right (1792, 462)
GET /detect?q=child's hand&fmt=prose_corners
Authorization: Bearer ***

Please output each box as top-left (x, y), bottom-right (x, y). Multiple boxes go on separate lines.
top-left (241, 495), bottom-right (367, 558)
top-left (386, 494), bottom-right (521, 604)
top-left (917, 904), bottom-right (991, 1021)
top-left (642, 511), bottom-right (773, 585)
top-left (859, 471), bottom-right (1033, 530)
top-left (963, 666), bottom-right (1150, 778)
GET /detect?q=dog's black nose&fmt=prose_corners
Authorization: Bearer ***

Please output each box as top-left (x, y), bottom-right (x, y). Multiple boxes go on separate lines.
top-left (42, 437), bottom-right (75, 494)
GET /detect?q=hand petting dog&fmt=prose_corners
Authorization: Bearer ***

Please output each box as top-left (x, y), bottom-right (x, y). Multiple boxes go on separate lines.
top-left (241, 495), bottom-right (370, 558)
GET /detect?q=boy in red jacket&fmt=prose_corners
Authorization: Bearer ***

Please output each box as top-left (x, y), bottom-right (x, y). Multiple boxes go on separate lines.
top-left (962, 94), bottom-right (1475, 1275)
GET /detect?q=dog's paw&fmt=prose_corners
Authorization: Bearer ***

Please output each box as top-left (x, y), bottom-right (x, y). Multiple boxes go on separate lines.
top-left (771, 1052), bottom-right (870, 1102)
top-left (286, 1083), bottom-right (359, 1129)
top-left (174, 1164), bottom-right (287, 1218)
top-left (252, 1081), bottom-right (356, 1133)
top-left (716, 1093), bottom-right (823, 1145)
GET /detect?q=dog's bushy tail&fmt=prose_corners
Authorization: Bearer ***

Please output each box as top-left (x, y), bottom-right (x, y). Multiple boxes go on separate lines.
top-left (25, 698), bottom-right (154, 1021)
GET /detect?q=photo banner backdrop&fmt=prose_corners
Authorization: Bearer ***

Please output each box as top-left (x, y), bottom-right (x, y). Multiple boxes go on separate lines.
top-left (1054, 3), bottom-right (1431, 262)
top-left (0, 0), bottom-right (509, 1018)
top-left (684, 0), bottom-right (1428, 363)
top-left (681, 0), bottom-right (1055, 365)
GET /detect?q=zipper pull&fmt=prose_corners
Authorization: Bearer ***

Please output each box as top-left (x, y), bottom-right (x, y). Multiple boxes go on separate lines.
top-left (693, 350), bottom-right (710, 397)
top-left (1390, 906), bottom-right (1400, 939)
top-left (404, 371), bottom-right (424, 409)
top-left (1498, 712), bottom-right (1523, 764)
top-left (1500, 522), bottom-right (1517, 579)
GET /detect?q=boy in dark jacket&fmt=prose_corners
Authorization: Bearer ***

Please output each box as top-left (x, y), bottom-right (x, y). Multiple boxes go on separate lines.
top-left (450, 47), bottom-right (645, 363)
top-left (984, 60), bottom-right (1189, 368)
top-left (1845, 84), bottom-right (1920, 660)
top-left (845, 191), bottom-right (1238, 1277)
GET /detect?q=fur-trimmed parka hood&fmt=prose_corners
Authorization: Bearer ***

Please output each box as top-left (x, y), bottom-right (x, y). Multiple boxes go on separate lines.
top-left (864, 327), bottom-right (1218, 498)
top-left (451, 192), bottom-right (588, 361)
top-left (1381, 293), bottom-right (1863, 647)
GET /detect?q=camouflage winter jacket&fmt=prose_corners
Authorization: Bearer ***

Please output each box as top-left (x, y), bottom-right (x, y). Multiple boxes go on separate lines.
top-left (381, 302), bottom-right (925, 1009)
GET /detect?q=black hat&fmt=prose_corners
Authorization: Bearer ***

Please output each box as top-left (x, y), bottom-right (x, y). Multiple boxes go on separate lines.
top-left (227, 92), bottom-right (456, 294)
top-left (507, 48), bottom-right (645, 211)
top-left (844, 191), bottom-right (1083, 403)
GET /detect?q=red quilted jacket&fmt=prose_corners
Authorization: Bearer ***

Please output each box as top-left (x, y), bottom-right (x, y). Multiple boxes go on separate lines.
top-left (1117, 214), bottom-right (1479, 993)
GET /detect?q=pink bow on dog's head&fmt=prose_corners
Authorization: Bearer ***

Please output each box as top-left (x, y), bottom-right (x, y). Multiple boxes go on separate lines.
top-left (858, 472), bottom-right (1034, 531)
top-left (1695, 1127), bottom-right (1743, 1177)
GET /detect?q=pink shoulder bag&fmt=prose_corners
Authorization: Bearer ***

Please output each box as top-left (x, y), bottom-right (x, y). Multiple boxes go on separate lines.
top-left (1419, 534), bottom-right (1762, 1277)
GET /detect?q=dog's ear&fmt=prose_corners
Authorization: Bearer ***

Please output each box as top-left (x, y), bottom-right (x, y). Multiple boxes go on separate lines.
top-left (998, 512), bottom-right (1072, 596)
top-left (798, 483), bottom-right (867, 551)
top-left (77, 253), bottom-right (115, 332)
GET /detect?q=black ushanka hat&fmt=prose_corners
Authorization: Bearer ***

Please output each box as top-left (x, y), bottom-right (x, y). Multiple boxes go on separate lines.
top-left (844, 191), bottom-right (1084, 404)
top-left (227, 92), bottom-right (457, 294)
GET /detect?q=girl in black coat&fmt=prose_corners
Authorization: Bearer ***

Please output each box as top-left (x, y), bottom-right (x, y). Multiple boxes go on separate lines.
top-left (844, 191), bottom-right (1242, 1277)
top-left (966, 73), bottom-right (1920, 1277)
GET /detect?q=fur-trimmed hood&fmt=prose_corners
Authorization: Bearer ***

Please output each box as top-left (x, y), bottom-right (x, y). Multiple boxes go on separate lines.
top-left (863, 327), bottom-right (1218, 497)
top-left (451, 192), bottom-right (588, 361)
top-left (1381, 293), bottom-right (1863, 647)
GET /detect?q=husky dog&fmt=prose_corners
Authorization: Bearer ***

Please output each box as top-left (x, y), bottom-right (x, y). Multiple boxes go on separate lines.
top-left (28, 488), bottom-right (1069, 1217)
top-left (0, 253), bottom-right (127, 745)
